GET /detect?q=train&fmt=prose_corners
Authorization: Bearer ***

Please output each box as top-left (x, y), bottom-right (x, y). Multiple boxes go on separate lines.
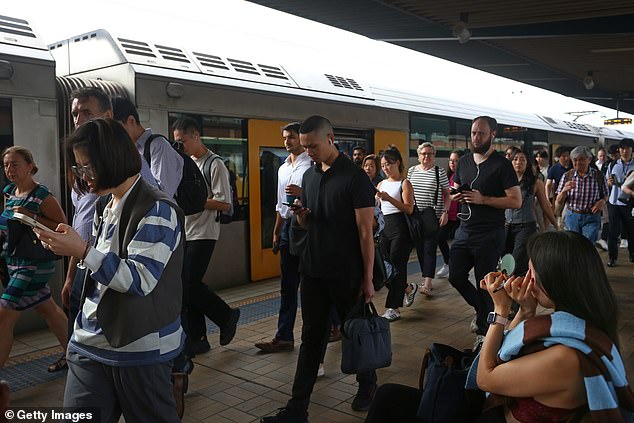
top-left (2, 14), bottom-right (633, 333)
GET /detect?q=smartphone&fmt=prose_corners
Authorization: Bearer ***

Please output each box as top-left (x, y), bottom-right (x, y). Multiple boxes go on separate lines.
top-left (12, 212), bottom-right (54, 232)
top-left (282, 202), bottom-right (303, 210)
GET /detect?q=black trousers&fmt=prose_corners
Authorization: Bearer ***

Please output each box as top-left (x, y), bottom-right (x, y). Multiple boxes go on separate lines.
top-left (448, 226), bottom-right (505, 335)
top-left (287, 274), bottom-right (377, 413)
top-left (504, 222), bottom-right (537, 276)
top-left (437, 220), bottom-right (459, 265)
top-left (607, 204), bottom-right (634, 261)
top-left (382, 214), bottom-right (413, 309)
top-left (184, 240), bottom-right (232, 342)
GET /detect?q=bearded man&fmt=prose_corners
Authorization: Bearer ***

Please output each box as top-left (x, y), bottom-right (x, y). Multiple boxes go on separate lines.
top-left (449, 116), bottom-right (521, 348)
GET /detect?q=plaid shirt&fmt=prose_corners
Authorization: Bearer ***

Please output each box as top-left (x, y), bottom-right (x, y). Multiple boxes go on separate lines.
top-left (556, 167), bottom-right (608, 211)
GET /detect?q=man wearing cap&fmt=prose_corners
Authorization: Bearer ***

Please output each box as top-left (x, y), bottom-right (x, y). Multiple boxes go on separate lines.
top-left (555, 146), bottom-right (608, 243)
top-left (605, 138), bottom-right (634, 266)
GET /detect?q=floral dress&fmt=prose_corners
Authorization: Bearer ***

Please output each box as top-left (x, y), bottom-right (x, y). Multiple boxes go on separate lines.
top-left (0, 183), bottom-right (56, 310)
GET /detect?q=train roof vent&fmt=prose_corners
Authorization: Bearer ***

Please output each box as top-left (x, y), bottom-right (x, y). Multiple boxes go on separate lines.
top-left (189, 51), bottom-right (297, 88)
top-left (0, 14), bottom-right (48, 51)
top-left (156, 44), bottom-right (192, 64)
top-left (325, 74), bottom-right (364, 91)
top-left (563, 121), bottom-right (591, 132)
top-left (113, 37), bottom-right (198, 72)
top-left (118, 38), bottom-right (156, 59)
top-left (537, 115), bottom-right (598, 135)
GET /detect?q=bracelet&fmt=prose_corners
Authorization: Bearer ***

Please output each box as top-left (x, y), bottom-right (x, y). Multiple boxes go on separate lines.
top-left (76, 242), bottom-right (91, 270)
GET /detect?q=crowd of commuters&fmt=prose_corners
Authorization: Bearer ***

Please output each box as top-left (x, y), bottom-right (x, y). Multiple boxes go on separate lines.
top-left (1, 106), bottom-right (634, 422)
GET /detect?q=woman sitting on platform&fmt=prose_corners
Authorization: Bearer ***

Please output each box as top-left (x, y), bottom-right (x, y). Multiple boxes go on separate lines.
top-left (365, 231), bottom-right (634, 422)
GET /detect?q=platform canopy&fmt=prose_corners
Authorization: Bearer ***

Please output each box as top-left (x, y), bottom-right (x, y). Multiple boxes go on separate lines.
top-left (246, 0), bottom-right (634, 115)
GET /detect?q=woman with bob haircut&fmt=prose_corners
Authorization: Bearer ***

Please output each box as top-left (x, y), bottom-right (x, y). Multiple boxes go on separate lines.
top-left (362, 154), bottom-right (383, 187)
top-left (0, 146), bottom-right (68, 371)
top-left (364, 231), bottom-right (634, 422)
top-left (37, 118), bottom-right (184, 423)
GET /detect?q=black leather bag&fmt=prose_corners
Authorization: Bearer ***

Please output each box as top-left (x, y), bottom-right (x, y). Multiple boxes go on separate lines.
top-left (405, 166), bottom-right (440, 242)
top-left (372, 238), bottom-right (395, 291)
top-left (341, 299), bottom-right (392, 374)
top-left (417, 343), bottom-right (484, 423)
top-left (6, 219), bottom-right (60, 262)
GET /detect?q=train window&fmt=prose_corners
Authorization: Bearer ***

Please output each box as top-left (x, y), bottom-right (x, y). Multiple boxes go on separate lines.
top-left (410, 114), bottom-right (470, 168)
top-left (168, 113), bottom-right (248, 221)
top-left (259, 147), bottom-right (286, 249)
top-left (0, 98), bottom-right (12, 189)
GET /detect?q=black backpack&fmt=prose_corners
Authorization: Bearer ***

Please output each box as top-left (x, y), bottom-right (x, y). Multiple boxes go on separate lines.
top-left (143, 134), bottom-right (207, 216)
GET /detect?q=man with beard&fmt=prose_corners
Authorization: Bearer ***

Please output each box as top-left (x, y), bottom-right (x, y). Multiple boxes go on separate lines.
top-left (449, 116), bottom-right (521, 348)
top-left (352, 145), bottom-right (366, 167)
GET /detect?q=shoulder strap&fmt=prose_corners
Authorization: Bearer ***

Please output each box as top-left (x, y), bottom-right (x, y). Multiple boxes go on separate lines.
top-left (434, 165), bottom-right (439, 207)
top-left (202, 153), bottom-right (220, 189)
top-left (142, 134), bottom-right (163, 165)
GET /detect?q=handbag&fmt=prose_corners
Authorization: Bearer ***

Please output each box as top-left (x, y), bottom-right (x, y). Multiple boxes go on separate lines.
top-left (417, 343), bottom-right (484, 423)
top-left (405, 166), bottom-right (440, 242)
top-left (341, 298), bottom-right (392, 374)
top-left (6, 219), bottom-right (60, 261)
top-left (372, 238), bottom-right (395, 291)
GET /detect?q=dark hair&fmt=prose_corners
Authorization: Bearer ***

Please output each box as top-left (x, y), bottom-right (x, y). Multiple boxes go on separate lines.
top-left (282, 121), bottom-right (301, 134)
top-left (535, 150), bottom-right (549, 159)
top-left (112, 97), bottom-right (140, 125)
top-left (352, 145), bottom-right (366, 154)
top-left (527, 231), bottom-right (619, 346)
top-left (505, 146), bottom-right (520, 155)
top-left (555, 145), bottom-right (571, 158)
top-left (299, 115), bottom-right (333, 135)
top-left (447, 149), bottom-right (463, 178)
top-left (65, 118), bottom-right (141, 194)
top-left (511, 149), bottom-right (536, 194)
top-left (380, 146), bottom-right (404, 174)
top-left (172, 116), bottom-right (200, 135)
top-left (70, 87), bottom-right (112, 112)
top-left (472, 116), bottom-right (498, 133)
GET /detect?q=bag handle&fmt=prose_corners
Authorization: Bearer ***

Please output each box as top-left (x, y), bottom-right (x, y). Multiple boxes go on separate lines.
top-left (419, 347), bottom-right (431, 390)
top-left (341, 297), bottom-right (379, 338)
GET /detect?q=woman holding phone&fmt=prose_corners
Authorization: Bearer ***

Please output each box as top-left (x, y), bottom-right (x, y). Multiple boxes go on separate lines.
top-left (0, 146), bottom-right (68, 371)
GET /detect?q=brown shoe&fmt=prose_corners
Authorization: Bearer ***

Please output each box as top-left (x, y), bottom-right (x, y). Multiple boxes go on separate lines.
top-left (171, 373), bottom-right (188, 419)
top-left (254, 338), bottom-right (294, 353)
top-left (328, 326), bottom-right (341, 343)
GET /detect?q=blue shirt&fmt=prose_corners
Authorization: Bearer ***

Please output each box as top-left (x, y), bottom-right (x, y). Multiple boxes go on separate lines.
top-left (136, 129), bottom-right (183, 199)
top-left (547, 161), bottom-right (571, 187)
top-left (608, 159), bottom-right (634, 206)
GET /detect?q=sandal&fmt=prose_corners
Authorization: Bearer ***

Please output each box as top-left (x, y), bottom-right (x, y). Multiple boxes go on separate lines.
top-left (47, 354), bottom-right (68, 373)
top-left (419, 285), bottom-right (433, 297)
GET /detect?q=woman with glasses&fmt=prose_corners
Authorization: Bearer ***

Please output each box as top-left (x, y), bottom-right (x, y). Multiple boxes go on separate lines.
top-left (505, 149), bottom-right (556, 276)
top-left (0, 146), bottom-right (68, 370)
top-left (435, 150), bottom-right (462, 279)
top-left (407, 143), bottom-right (450, 297)
top-left (376, 147), bottom-right (415, 321)
top-left (39, 119), bottom-right (184, 423)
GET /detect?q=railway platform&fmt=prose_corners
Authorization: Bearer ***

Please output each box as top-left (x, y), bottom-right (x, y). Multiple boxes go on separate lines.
top-left (2, 248), bottom-right (634, 423)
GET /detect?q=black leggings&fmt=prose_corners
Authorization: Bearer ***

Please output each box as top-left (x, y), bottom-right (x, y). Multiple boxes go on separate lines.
top-left (364, 383), bottom-right (506, 423)
top-left (382, 214), bottom-right (413, 309)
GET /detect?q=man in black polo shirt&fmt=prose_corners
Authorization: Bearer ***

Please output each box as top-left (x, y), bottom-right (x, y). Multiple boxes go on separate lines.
top-left (450, 116), bottom-right (521, 347)
top-left (261, 116), bottom-right (376, 423)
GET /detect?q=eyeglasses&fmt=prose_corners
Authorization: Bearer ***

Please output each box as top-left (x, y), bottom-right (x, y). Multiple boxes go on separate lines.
top-left (71, 164), bottom-right (96, 180)
top-left (419, 153), bottom-right (435, 157)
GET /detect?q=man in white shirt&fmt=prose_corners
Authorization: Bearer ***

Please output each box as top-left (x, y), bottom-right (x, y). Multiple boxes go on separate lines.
top-left (255, 122), bottom-right (312, 353)
top-left (172, 117), bottom-right (240, 354)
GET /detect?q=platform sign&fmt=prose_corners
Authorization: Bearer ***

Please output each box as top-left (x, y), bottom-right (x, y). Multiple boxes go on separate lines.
top-left (604, 118), bottom-right (632, 125)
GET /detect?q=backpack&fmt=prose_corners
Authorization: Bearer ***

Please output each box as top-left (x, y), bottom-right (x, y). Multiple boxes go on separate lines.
top-left (143, 134), bottom-right (207, 216)
top-left (202, 153), bottom-right (235, 224)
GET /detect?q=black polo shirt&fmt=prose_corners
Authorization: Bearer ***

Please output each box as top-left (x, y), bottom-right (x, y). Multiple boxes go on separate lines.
top-left (300, 153), bottom-right (375, 281)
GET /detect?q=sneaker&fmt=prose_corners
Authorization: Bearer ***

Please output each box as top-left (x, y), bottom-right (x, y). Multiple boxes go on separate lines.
top-left (607, 259), bottom-right (616, 267)
top-left (597, 239), bottom-right (608, 251)
top-left (187, 337), bottom-right (211, 356)
top-left (255, 338), bottom-right (294, 353)
top-left (260, 408), bottom-right (308, 423)
top-left (403, 283), bottom-right (417, 307)
top-left (621, 239), bottom-right (629, 249)
top-left (381, 308), bottom-right (401, 322)
top-left (317, 364), bottom-right (325, 377)
top-left (473, 334), bottom-right (485, 352)
top-left (220, 308), bottom-right (240, 346)
top-left (435, 263), bottom-right (450, 278)
top-left (351, 383), bottom-right (377, 411)
top-left (469, 315), bottom-right (478, 333)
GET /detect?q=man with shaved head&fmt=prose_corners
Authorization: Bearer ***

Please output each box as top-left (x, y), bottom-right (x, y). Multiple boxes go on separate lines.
top-left (261, 116), bottom-right (377, 422)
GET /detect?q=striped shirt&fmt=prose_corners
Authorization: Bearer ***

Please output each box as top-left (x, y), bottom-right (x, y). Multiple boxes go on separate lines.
top-left (556, 167), bottom-right (608, 211)
top-left (69, 177), bottom-right (184, 366)
top-left (407, 165), bottom-right (449, 218)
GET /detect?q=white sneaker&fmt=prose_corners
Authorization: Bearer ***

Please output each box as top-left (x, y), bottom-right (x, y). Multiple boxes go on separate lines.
top-left (597, 239), bottom-right (608, 251)
top-left (435, 264), bottom-right (450, 278)
top-left (381, 308), bottom-right (401, 322)
top-left (317, 364), bottom-right (325, 377)
top-left (621, 239), bottom-right (628, 249)
top-left (469, 315), bottom-right (478, 333)
top-left (403, 283), bottom-right (417, 307)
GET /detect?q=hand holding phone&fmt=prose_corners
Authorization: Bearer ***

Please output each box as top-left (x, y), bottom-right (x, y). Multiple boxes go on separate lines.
top-left (12, 212), bottom-right (54, 232)
top-left (282, 202), bottom-right (305, 210)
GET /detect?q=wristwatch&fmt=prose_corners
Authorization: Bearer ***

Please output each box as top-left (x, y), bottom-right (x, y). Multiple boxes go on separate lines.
top-left (487, 312), bottom-right (508, 326)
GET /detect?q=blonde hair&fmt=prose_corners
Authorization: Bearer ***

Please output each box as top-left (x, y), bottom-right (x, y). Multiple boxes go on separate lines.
top-left (2, 146), bottom-right (38, 175)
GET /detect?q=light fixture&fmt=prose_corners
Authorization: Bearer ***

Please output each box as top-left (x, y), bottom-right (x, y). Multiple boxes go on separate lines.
top-left (0, 60), bottom-right (14, 80)
top-left (166, 82), bottom-right (184, 99)
top-left (583, 71), bottom-right (595, 90)
top-left (452, 13), bottom-right (471, 44)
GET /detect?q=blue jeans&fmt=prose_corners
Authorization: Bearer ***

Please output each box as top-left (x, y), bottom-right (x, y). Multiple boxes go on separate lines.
top-left (565, 209), bottom-right (601, 244)
top-left (276, 218), bottom-right (301, 342)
